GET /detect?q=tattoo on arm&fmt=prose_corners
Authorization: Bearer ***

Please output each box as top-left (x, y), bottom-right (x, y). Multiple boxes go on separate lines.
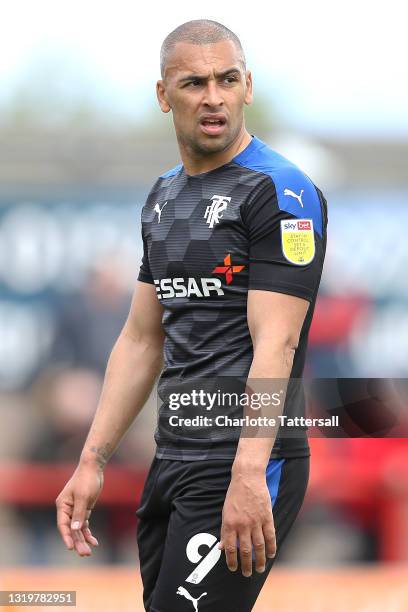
top-left (89, 443), bottom-right (112, 469)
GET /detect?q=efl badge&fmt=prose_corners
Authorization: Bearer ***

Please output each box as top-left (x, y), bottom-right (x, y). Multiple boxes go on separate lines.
top-left (280, 219), bottom-right (315, 265)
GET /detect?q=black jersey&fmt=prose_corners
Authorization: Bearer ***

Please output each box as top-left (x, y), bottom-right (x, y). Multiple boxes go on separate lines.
top-left (138, 135), bottom-right (328, 460)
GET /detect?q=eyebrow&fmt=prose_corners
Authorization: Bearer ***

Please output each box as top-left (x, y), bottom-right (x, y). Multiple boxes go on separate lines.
top-left (178, 67), bottom-right (242, 84)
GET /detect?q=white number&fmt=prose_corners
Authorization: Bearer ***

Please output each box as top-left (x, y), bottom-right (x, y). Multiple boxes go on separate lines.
top-left (185, 532), bottom-right (221, 584)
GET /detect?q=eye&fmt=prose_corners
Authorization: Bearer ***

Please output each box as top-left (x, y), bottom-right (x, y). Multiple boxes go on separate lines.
top-left (223, 75), bottom-right (238, 84)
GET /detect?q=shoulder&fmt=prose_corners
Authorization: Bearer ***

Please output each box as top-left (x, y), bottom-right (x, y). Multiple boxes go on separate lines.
top-left (148, 163), bottom-right (183, 193)
top-left (159, 163), bottom-right (183, 179)
top-left (142, 163), bottom-right (183, 211)
top-left (234, 136), bottom-right (325, 237)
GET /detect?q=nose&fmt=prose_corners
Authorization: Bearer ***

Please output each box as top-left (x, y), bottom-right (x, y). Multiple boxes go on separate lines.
top-left (202, 80), bottom-right (224, 108)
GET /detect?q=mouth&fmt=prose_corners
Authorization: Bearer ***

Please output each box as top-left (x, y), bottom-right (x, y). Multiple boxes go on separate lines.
top-left (199, 114), bottom-right (227, 136)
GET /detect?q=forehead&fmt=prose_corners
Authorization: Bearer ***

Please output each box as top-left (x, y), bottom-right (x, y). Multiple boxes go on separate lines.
top-left (164, 40), bottom-right (244, 79)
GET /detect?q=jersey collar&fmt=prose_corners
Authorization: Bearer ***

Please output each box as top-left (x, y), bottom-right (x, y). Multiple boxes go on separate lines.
top-left (232, 134), bottom-right (265, 165)
top-left (181, 135), bottom-right (264, 179)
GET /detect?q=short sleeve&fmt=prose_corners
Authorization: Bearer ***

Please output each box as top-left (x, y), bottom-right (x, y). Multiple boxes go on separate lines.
top-left (242, 178), bottom-right (327, 302)
top-left (137, 232), bottom-right (154, 284)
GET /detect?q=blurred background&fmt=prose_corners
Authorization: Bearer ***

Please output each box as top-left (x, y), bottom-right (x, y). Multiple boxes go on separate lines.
top-left (1, 1), bottom-right (407, 610)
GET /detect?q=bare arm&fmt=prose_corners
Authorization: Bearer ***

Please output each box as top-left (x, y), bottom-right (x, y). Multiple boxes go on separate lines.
top-left (219, 290), bottom-right (309, 576)
top-left (233, 290), bottom-right (309, 472)
top-left (80, 280), bottom-right (164, 468)
top-left (56, 280), bottom-right (164, 556)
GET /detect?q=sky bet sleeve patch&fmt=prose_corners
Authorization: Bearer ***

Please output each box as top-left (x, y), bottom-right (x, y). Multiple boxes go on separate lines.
top-left (280, 218), bottom-right (315, 265)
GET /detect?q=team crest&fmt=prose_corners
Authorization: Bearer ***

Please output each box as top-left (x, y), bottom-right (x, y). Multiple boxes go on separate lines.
top-left (280, 219), bottom-right (315, 265)
top-left (204, 195), bottom-right (231, 228)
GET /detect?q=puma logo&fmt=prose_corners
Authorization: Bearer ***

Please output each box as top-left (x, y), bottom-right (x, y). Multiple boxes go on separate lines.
top-left (154, 201), bottom-right (168, 223)
top-left (176, 586), bottom-right (207, 611)
top-left (284, 188), bottom-right (304, 208)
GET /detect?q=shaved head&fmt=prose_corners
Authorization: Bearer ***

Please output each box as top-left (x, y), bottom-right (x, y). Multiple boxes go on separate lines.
top-left (160, 19), bottom-right (246, 78)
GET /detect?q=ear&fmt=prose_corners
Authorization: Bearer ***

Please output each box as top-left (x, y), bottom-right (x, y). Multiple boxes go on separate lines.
top-left (156, 80), bottom-right (171, 113)
top-left (244, 70), bottom-right (253, 105)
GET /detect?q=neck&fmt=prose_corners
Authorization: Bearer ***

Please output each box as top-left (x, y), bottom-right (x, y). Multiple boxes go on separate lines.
top-left (178, 128), bottom-right (252, 176)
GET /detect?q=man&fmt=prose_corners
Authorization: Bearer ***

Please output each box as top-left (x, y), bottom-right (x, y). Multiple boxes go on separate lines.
top-left (56, 19), bottom-right (328, 612)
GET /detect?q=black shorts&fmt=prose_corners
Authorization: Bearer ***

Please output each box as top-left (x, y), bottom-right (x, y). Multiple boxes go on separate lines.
top-left (136, 455), bottom-right (309, 612)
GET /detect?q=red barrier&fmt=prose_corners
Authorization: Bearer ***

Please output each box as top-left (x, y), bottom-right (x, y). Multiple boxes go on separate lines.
top-left (0, 462), bottom-right (146, 506)
top-left (309, 295), bottom-right (371, 345)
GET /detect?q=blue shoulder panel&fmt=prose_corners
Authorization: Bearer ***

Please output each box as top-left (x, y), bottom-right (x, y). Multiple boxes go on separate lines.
top-left (233, 136), bottom-right (323, 237)
top-left (160, 163), bottom-right (183, 179)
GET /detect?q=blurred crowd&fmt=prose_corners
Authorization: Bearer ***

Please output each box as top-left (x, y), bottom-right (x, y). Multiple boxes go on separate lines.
top-left (0, 256), bottom-right (157, 566)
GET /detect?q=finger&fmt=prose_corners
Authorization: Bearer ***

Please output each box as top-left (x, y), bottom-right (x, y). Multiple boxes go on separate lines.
top-left (238, 530), bottom-right (253, 577)
top-left (83, 522), bottom-right (99, 547)
top-left (72, 526), bottom-right (92, 557)
top-left (251, 526), bottom-right (266, 573)
top-left (56, 501), bottom-right (74, 550)
top-left (222, 528), bottom-right (238, 572)
top-left (263, 519), bottom-right (277, 559)
top-left (70, 496), bottom-right (90, 531)
top-left (83, 530), bottom-right (99, 547)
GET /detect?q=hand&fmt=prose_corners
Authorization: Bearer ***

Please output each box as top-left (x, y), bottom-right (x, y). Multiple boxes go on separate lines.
top-left (56, 464), bottom-right (103, 557)
top-left (218, 471), bottom-right (276, 577)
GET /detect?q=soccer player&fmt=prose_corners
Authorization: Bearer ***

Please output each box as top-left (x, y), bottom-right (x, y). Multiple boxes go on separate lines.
top-left (56, 19), bottom-right (328, 612)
